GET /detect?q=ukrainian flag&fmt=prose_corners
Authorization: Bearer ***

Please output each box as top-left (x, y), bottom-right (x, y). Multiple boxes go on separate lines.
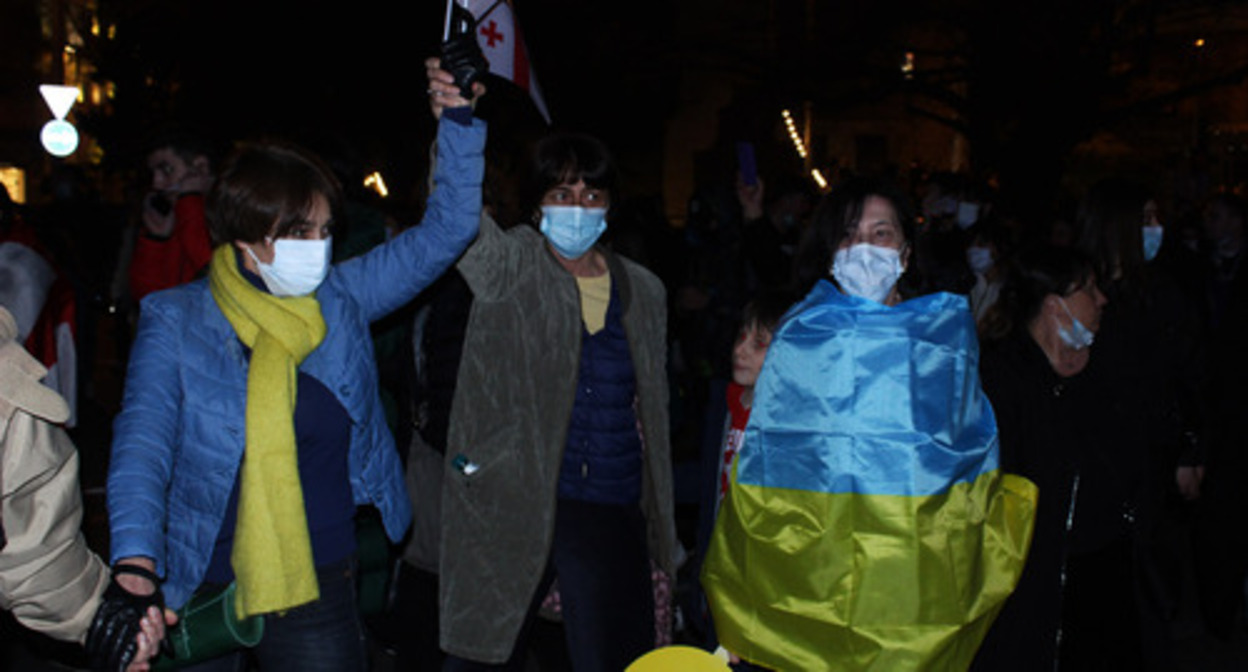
top-left (702, 281), bottom-right (1036, 671)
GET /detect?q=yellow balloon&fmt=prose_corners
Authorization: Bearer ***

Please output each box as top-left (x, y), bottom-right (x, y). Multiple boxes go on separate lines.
top-left (626, 646), bottom-right (731, 672)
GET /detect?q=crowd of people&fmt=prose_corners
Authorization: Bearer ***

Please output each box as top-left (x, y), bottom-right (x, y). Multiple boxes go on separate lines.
top-left (2, 44), bottom-right (1248, 672)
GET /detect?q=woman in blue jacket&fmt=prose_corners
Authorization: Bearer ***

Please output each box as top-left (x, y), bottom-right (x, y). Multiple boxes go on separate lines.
top-left (105, 66), bottom-right (484, 671)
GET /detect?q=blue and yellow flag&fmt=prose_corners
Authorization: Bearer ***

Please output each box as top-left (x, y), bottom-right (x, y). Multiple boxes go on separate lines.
top-left (702, 282), bottom-right (1036, 671)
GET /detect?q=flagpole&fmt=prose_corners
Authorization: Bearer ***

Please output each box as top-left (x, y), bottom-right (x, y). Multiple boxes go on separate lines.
top-left (442, 0), bottom-right (454, 41)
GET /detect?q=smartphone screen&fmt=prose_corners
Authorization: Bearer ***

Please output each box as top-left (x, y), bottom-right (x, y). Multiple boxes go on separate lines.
top-left (737, 142), bottom-right (758, 187)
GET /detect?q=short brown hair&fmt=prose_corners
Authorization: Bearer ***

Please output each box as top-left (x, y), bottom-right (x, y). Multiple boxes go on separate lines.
top-left (207, 141), bottom-right (341, 245)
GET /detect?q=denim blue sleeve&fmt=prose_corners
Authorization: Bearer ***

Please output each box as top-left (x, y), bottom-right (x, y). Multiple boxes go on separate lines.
top-left (329, 118), bottom-right (486, 322)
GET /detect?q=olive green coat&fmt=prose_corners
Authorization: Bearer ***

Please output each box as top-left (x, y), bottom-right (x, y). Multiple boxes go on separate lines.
top-left (439, 215), bottom-right (678, 662)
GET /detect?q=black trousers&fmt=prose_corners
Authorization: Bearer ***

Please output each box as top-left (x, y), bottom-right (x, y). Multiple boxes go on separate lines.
top-left (444, 498), bottom-right (654, 672)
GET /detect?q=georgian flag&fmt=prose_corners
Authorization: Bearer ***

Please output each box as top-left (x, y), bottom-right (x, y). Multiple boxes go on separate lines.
top-left (464, 0), bottom-right (551, 123)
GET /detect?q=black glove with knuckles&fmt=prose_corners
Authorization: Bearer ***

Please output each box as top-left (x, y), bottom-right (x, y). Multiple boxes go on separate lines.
top-left (86, 564), bottom-right (169, 671)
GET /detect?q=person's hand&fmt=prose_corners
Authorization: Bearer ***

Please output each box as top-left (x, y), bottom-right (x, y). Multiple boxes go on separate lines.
top-left (737, 175), bottom-right (765, 221)
top-left (141, 194), bottom-right (176, 239)
top-left (115, 557), bottom-right (158, 597)
top-left (1176, 465), bottom-right (1205, 500)
top-left (175, 166), bottom-right (213, 196)
top-left (425, 57), bottom-right (485, 119)
top-left (123, 606), bottom-right (178, 672)
top-left (713, 645), bottom-right (741, 665)
top-left (87, 560), bottom-right (167, 672)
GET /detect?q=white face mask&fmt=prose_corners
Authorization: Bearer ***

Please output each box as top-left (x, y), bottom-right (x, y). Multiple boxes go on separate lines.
top-left (246, 237), bottom-right (332, 297)
top-left (831, 243), bottom-right (905, 304)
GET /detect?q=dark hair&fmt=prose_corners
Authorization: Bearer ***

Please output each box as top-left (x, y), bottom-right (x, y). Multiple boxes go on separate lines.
top-left (207, 141), bottom-right (342, 245)
top-left (523, 131), bottom-right (618, 221)
top-left (765, 173), bottom-right (818, 207)
top-left (795, 177), bottom-right (919, 295)
top-left (982, 245), bottom-right (1096, 341)
top-left (1207, 192), bottom-right (1247, 228)
top-left (741, 289), bottom-right (797, 335)
top-left (1074, 178), bottom-right (1151, 300)
top-left (968, 215), bottom-right (1016, 257)
top-left (144, 124), bottom-right (221, 169)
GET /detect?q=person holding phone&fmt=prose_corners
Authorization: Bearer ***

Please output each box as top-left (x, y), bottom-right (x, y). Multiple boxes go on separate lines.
top-left (738, 171), bottom-right (815, 294)
top-left (128, 127), bottom-right (219, 303)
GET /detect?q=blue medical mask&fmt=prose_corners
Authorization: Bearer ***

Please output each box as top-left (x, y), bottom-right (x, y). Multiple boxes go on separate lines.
top-left (966, 245), bottom-right (994, 275)
top-left (246, 237), bottom-right (332, 297)
top-left (955, 202), bottom-right (980, 229)
top-left (540, 206), bottom-right (607, 259)
top-left (1055, 296), bottom-right (1095, 350)
top-left (831, 243), bottom-right (905, 304)
top-left (1142, 225), bottom-right (1163, 262)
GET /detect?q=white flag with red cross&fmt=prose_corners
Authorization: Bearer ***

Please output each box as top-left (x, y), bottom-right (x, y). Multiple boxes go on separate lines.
top-left (463, 0), bottom-right (551, 123)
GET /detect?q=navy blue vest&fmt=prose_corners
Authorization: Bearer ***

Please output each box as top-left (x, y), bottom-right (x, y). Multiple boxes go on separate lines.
top-left (557, 278), bottom-right (644, 504)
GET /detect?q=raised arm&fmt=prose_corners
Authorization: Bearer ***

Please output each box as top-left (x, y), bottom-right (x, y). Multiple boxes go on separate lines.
top-left (328, 60), bottom-right (486, 321)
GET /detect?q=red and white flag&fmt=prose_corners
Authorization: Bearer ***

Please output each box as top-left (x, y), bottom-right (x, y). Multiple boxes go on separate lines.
top-left (464, 0), bottom-right (551, 123)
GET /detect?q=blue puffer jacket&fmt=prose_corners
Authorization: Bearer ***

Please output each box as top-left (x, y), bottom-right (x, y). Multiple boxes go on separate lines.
top-left (108, 118), bottom-right (485, 609)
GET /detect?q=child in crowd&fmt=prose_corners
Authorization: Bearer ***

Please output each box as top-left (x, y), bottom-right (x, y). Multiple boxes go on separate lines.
top-left (716, 293), bottom-right (794, 507)
top-left (688, 290), bottom-right (794, 647)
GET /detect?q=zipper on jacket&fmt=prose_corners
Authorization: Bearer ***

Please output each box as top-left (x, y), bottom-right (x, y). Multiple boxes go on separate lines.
top-left (1053, 470), bottom-right (1080, 672)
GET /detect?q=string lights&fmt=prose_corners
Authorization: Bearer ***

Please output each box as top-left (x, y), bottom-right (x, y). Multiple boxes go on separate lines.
top-left (364, 171), bottom-right (389, 198)
top-left (781, 109), bottom-right (808, 160)
top-left (782, 109), bottom-right (830, 193)
top-left (811, 168), bottom-right (828, 190)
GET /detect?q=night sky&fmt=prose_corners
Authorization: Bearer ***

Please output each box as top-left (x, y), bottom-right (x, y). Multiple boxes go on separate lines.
top-left (35, 0), bottom-right (1246, 222)
top-left (100, 0), bottom-right (682, 199)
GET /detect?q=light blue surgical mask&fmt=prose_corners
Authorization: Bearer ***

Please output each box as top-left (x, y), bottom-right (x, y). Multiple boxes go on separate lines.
top-left (1055, 296), bottom-right (1095, 350)
top-left (540, 205), bottom-right (607, 259)
top-left (1142, 225), bottom-right (1163, 262)
top-left (831, 243), bottom-right (904, 304)
top-left (956, 201), bottom-right (980, 229)
top-left (966, 245), bottom-right (994, 275)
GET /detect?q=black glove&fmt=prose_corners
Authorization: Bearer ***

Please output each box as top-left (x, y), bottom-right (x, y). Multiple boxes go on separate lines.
top-left (86, 564), bottom-right (166, 672)
top-left (441, 2), bottom-right (488, 99)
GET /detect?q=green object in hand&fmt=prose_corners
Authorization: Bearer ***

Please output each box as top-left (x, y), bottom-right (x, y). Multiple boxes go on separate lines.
top-left (154, 582), bottom-right (264, 670)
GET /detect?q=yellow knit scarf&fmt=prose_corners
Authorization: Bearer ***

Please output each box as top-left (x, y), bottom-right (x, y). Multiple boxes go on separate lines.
top-left (207, 244), bottom-right (325, 618)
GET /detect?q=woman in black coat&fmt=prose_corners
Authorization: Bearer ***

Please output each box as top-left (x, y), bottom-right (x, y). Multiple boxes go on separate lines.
top-left (975, 245), bottom-right (1153, 671)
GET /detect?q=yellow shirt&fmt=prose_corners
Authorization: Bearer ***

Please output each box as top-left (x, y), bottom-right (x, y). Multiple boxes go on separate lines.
top-left (576, 273), bottom-right (611, 335)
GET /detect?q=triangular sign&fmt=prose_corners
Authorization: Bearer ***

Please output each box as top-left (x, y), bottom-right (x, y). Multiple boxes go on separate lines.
top-left (39, 85), bottom-right (80, 120)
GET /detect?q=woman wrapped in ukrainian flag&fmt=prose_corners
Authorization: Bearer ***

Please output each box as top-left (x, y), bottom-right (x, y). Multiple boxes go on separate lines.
top-left (701, 178), bottom-right (1037, 671)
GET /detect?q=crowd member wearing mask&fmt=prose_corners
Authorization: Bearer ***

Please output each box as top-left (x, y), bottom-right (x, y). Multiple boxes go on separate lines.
top-left (434, 129), bottom-right (678, 671)
top-left (703, 178), bottom-right (1035, 671)
top-left (1075, 181), bottom-right (1206, 659)
top-left (973, 246), bottom-right (1160, 670)
top-left (738, 174), bottom-right (815, 293)
top-left (105, 62), bottom-right (485, 671)
top-left (963, 218), bottom-right (1014, 328)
